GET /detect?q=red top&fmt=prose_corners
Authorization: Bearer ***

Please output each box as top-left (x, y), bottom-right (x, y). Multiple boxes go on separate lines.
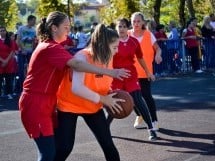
top-left (0, 39), bottom-right (16, 73)
top-left (23, 40), bottom-right (72, 94)
top-left (154, 31), bottom-right (167, 40)
top-left (113, 36), bottom-right (143, 69)
top-left (19, 40), bottom-right (72, 138)
top-left (112, 36), bottom-right (142, 92)
top-left (184, 28), bottom-right (199, 48)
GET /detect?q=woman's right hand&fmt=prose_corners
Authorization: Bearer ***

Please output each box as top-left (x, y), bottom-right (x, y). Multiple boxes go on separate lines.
top-left (109, 68), bottom-right (131, 81)
top-left (100, 93), bottom-right (124, 114)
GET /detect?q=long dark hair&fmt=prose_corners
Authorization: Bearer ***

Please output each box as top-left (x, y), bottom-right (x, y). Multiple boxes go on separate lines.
top-left (36, 11), bottom-right (68, 42)
top-left (90, 24), bottom-right (119, 65)
top-left (0, 26), bottom-right (11, 47)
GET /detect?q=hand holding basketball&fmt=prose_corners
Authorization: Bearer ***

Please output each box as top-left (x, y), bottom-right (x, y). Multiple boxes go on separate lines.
top-left (104, 90), bottom-right (134, 119)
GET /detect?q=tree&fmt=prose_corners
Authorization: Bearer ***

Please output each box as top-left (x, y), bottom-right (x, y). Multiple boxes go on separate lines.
top-left (209, 0), bottom-right (215, 12)
top-left (37, 0), bottom-right (67, 17)
top-left (186, 0), bottom-right (195, 18)
top-left (179, 0), bottom-right (186, 28)
top-left (99, 0), bottom-right (140, 25)
top-left (153, 0), bottom-right (161, 24)
top-left (0, 0), bottom-right (19, 31)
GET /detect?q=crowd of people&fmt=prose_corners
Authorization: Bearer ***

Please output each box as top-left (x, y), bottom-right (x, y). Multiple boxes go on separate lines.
top-left (0, 10), bottom-right (215, 161)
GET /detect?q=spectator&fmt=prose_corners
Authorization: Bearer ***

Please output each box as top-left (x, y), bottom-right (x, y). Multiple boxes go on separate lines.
top-left (0, 26), bottom-right (17, 99)
top-left (76, 26), bottom-right (88, 49)
top-left (209, 13), bottom-right (215, 30)
top-left (16, 15), bottom-right (37, 93)
top-left (201, 15), bottom-right (215, 39)
top-left (182, 18), bottom-right (203, 73)
top-left (167, 21), bottom-right (180, 74)
top-left (154, 24), bottom-right (168, 41)
top-left (168, 21), bottom-right (179, 40)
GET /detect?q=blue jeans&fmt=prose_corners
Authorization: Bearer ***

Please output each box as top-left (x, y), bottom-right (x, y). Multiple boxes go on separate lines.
top-left (17, 53), bottom-right (32, 92)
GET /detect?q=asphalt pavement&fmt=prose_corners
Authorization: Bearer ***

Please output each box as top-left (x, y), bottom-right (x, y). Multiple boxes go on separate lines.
top-left (0, 71), bottom-right (215, 161)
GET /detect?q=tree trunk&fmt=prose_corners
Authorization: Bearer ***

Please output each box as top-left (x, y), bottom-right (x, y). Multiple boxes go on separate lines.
top-left (153, 0), bottom-right (161, 25)
top-left (210, 0), bottom-right (215, 12)
top-left (179, 0), bottom-right (186, 29)
top-left (186, 0), bottom-right (195, 18)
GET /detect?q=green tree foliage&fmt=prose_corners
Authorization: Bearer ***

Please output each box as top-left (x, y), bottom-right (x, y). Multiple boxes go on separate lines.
top-left (99, 0), bottom-right (140, 25)
top-left (209, 0), bottom-right (215, 12)
top-left (100, 0), bottom-right (212, 28)
top-left (37, 0), bottom-right (67, 17)
top-left (0, 0), bottom-right (19, 31)
top-left (37, 0), bottom-right (81, 25)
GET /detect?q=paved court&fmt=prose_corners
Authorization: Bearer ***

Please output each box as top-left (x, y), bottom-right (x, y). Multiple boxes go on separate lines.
top-left (0, 71), bottom-right (215, 161)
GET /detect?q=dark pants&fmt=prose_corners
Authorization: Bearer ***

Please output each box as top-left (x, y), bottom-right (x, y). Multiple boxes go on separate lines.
top-left (130, 90), bottom-right (153, 129)
top-left (34, 135), bottom-right (56, 161)
top-left (54, 109), bottom-right (120, 161)
top-left (17, 54), bottom-right (32, 92)
top-left (0, 73), bottom-right (14, 95)
top-left (134, 78), bottom-right (158, 122)
top-left (186, 47), bottom-right (200, 71)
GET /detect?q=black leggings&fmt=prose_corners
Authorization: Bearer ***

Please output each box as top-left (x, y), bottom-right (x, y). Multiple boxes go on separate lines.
top-left (54, 109), bottom-right (120, 161)
top-left (130, 90), bottom-right (153, 129)
top-left (135, 78), bottom-right (158, 122)
top-left (34, 135), bottom-right (56, 161)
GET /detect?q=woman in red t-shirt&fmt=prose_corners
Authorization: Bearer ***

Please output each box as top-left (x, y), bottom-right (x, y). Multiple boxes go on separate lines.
top-left (18, 11), bottom-right (130, 161)
top-left (0, 26), bottom-right (17, 99)
top-left (109, 18), bottom-right (157, 141)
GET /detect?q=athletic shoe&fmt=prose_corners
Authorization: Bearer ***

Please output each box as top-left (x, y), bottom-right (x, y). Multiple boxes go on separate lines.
top-left (134, 116), bottom-right (144, 129)
top-left (148, 129), bottom-right (157, 141)
top-left (152, 121), bottom-right (159, 131)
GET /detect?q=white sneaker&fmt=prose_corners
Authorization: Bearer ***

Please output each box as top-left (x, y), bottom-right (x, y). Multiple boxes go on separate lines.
top-left (195, 69), bottom-right (203, 73)
top-left (152, 121), bottom-right (159, 131)
top-left (134, 116), bottom-right (144, 129)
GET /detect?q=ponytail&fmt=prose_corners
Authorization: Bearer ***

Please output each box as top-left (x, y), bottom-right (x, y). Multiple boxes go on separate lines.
top-left (90, 24), bottom-right (119, 65)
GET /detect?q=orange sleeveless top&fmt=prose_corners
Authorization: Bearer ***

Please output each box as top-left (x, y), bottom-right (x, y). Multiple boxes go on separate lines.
top-left (57, 49), bottom-right (113, 114)
top-left (128, 30), bottom-right (155, 78)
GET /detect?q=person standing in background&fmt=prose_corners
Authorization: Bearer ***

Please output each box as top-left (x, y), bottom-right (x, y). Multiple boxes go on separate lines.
top-left (0, 26), bottom-right (17, 99)
top-left (128, 12), bottom-right (162, 130)
top-left (16, 15), bottom-right (37, 93)
top-left (182, 18), bottom-right (203, 73)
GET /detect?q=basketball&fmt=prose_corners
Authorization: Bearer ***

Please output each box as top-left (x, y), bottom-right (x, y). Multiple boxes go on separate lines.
top-left (106, 90), bottom-right (134, 119)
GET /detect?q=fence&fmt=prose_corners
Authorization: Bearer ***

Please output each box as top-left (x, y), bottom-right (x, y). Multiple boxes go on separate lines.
top-left (69, 38), bottom-right (215, 76)
top-left (154, 38), bottom-right (215, 76)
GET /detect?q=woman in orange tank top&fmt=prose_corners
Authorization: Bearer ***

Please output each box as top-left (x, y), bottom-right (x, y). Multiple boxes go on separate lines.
top-left (129, 12), bottom-right (162, 131)
top-left (54, 24), bottom-right (129, 161)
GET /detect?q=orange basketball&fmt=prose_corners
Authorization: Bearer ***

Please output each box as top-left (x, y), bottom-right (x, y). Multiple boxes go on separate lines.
top-left (106, 90), bottom-right (134, 119)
